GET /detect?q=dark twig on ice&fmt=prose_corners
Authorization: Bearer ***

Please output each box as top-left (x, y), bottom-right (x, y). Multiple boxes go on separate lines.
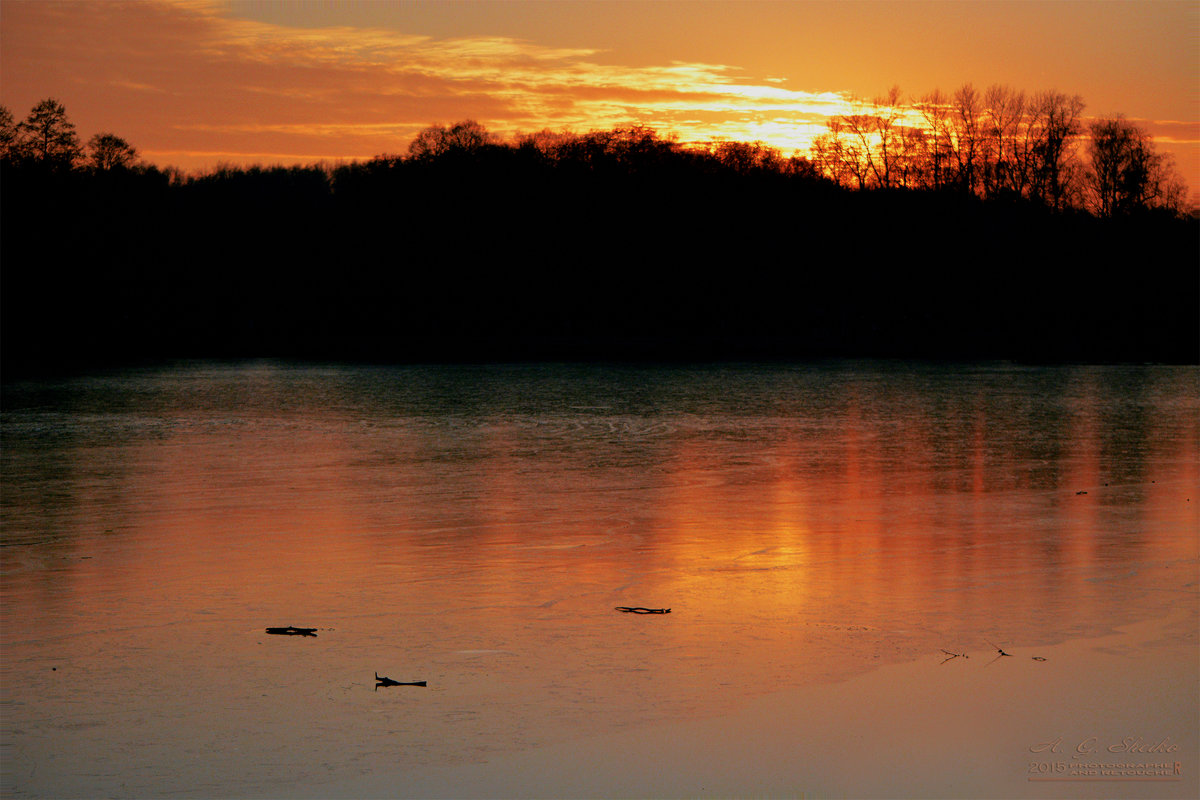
top-left (982, 639), bottom-right (1017, 665)
top-left (375, 672), bottom-right (426, 689)
top-left (265, 626), bottom-right (317, 637)
top-left (939, 649), bottom-right (968, 663)
top-left (615, 607), bottom-right (671, 614)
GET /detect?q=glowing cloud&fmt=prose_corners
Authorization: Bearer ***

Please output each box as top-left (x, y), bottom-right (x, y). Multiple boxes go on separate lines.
top-left (1, 0), bottom-right (859, 169)
top-left (1, 0), bottom-right (1194, 188)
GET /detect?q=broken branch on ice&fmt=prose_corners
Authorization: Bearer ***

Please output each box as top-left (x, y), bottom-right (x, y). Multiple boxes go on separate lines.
top-left (265, 626), bottom-right (318, 637)
top-left (375, 672), bottom-right (426, 688)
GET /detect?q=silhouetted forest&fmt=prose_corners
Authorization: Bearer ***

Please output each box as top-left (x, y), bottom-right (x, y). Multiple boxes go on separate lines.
top-left (2, 103), bottom-right (1197, 373)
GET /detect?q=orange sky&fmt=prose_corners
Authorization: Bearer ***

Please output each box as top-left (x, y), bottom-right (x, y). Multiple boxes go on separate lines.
top-left (2, 0), bottom-right (1197, 190)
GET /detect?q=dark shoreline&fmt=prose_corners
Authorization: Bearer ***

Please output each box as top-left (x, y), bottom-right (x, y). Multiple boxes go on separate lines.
top-left (4, 157), bottom-right (1197, 377)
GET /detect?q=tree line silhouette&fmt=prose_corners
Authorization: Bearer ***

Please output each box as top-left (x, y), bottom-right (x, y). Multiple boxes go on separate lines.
top-left (2, 95), bottom-right (1196, 373)
top-left (810, 84), bottom-right (1189, 215)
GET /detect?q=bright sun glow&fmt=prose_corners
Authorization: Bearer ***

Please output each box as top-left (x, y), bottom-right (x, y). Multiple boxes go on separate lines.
top-left (0, 0), bottom-right (1195, 189)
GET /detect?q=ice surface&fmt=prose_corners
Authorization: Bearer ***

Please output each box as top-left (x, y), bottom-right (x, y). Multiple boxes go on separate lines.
top-left (2, 363), bottom-right (1196, 798)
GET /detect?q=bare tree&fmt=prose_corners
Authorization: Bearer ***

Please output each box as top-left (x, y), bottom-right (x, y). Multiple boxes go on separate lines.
top-left (515, 128), bottom-right (574, 160)
top-left (407, 119), bottom-right (496, 161)
top-left (407, 123), bottom-right (448, 159)
top-left (811, 122), bottom-right (857, 187)
top-left (0, 105), bottom-right (19, 162)
top-left (813, 116), bottom-right (872, 189)
top-left (710, 139), bottom-right (784, 174)
top-left (1026, 91), bottom-right (1085, 209)
top-left (841, 111), bottom-right (879, 187)
top-left (783, 154), bottom-right (819, 179)
top-left (17, 98), bottom-right (81, 166)
top-left (608, 125), bottom-right (680, 167)
top-left (913, 89), bottom-right (954, 190)
top-left (868, 85), bottom-right (906, 188)
top-left (818, 89), bottom-right (907, 190)
top-left (87, 132), bottom-right (138, 171)
top-left (981, 85), bottom-right (1028, 197)
top-left (803, 80), bottom-right (1192, 217)
top-left (1088, 116), bottom-right (1187, 216)
top-left (894, 123), bottom-right (928, 189)
top-left (950, 84), bottom-right (983, 195)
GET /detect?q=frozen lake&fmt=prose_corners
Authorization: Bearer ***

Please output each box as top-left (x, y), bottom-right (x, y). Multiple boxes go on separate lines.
top-left (2, 362), bottom-right (1197, 798)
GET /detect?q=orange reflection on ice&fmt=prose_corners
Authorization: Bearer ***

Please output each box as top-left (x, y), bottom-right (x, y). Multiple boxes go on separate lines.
top-left (3, 364), bottom-right (1196, 799)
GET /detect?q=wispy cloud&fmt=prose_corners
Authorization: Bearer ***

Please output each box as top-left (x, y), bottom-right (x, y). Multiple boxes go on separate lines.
top-left (6, 0), bottom-right (1193, 179)
top-left (1137, 119), bottom-right (1200, 146)
top-left (2, 0), bottom-right (859, 167)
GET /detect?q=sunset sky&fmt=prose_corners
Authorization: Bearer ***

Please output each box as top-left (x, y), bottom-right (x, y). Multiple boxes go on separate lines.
top-left (2, 0), bottom-right (1197, 189)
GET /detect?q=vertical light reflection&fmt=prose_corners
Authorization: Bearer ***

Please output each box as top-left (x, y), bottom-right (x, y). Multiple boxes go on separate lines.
top-left (764, 440), bottom-right (816, 610)
top-left (3, 364), bottom-right (1195, 799)
top-left (1060, 369), bottom-right (1103, 600)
